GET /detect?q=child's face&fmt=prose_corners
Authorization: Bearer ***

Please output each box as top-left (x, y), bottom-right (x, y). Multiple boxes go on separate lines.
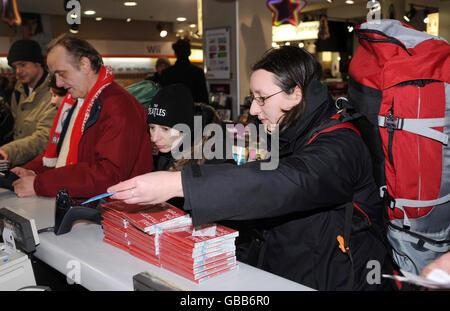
top-left (50, 88), bottom-right (65, 109)
top-left (149, 124), bottom-right (183, 153)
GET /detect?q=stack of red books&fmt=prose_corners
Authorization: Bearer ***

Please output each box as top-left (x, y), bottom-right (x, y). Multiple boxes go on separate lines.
top-left (100, 200), bottom-right (191, 267)
top-left (159, 224), bottom-right (239, 283)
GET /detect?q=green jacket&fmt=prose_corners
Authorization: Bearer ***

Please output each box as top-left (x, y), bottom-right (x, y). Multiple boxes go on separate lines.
top-left (1, 72), bottom-right (56, 167)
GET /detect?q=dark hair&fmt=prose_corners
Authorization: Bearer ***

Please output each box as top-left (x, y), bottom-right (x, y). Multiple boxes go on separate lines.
top-left (46, 33), bottom-right (103, 73)
top-left (251, 46), bottom-right (322, 133)
top-left (156, 57), bottom-right (170, 68)
top-left (170, 103), bottom-right (223, 171)
top-left (194, 103), bottom-right (223, 130)
top-left (48, 74), bottom-right (67, 96)
top-left (172, 39), bottom-right (191, 59)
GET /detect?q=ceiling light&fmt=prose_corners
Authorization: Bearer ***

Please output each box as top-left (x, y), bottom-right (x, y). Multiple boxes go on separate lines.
top-left (403, 5), bottom-right (416, 22)
top-left (345, 0), bottom-right (354, 4)
top-left (95, 17), bottom-right (103, 21)
top-left (124, 2), bottom-right (137, 6)
top-left (327, 0), bottom-right (333, 3)
top-left (176, 17), bottom-right (187, 22)
top-left (189, 24), bottom-right (196, 28)
top-left (157, 23), bottom-right (168, 38)
top-left (70, 24), bottom-right (79, 34)
top-left (126, 18), bottom-right (132, 22)
top-left (299, 42), bottom-right (305, 48)
top-left (84, 10), bottom-right (96, 15)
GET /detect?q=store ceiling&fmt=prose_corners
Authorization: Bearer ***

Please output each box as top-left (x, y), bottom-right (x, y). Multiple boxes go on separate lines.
top-left (16, 0), bottom-right (354, 24)
top-left (16, 0), bottom-right (199, 24)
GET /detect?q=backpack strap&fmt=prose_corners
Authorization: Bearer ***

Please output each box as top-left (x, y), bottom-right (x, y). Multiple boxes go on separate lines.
top-left (307, 113), bottom-right (361, 145)
top-left (387, 192), bottom-right (450, 228)
top-left (378, 115), bottom-right (448, 145)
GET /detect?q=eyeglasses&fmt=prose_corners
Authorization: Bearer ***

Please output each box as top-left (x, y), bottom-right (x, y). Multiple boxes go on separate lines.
top-left (245, 89), bottom-right (284, 106)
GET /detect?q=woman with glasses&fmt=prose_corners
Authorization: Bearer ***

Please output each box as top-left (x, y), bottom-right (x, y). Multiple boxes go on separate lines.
top-left (107, 46), bottom-right (396, 291)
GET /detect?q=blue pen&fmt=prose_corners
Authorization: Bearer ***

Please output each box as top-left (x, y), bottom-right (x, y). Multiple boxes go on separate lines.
top-left (81, 192), bottom-right (116, 205)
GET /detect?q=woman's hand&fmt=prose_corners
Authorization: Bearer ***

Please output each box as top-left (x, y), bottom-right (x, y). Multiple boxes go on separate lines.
top-left (421, 252), bottom-right (450, 277)
top-left (107, 171), bottom-right (183, 205)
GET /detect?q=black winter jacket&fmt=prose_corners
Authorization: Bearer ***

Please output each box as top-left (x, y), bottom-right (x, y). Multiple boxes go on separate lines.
top-left (181, 81), bottom-right (396, 290)
top-left (159, 59), bottom-right (209, 104)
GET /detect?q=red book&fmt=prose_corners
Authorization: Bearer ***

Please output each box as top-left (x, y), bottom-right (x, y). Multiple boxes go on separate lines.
top-left (129, 244), bottom-right (161, 267)
top-left (103, 230), bottom-right (128, 248)
top-left (126, 225), bottom-right (156, 242)
top-left (161, 224), bottom-right (238, 249)
top-left (102, 221), bottom-right (128, 239)
top-left (103, 236), bottom-right (129, 252)
top-left (159, 243), bottom-right (236, 267)
top-left (101, 211), bottom-right (128, 229)
top-left (101, 201), bottom-right (190, 235)
top-left (128, 235), bottom-right (157, 255)
top-left (159, 234), bottom-right (235, 258)
top-left (161, 251), bottom-right (236, 274)
top-left (161, 260), bottom-right (238, 284)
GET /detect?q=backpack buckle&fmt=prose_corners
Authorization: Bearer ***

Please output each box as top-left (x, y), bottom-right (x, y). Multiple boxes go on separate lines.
top-left (380, 186), bottom-right (396, 209)
top-left (384, 114), bottom-right (404, 132)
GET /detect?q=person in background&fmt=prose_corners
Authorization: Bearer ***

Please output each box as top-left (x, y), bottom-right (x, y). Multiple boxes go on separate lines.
top-left (146, 57), bottom-right (170, 85)
top-left (149, 83), bottom-right (226, 172)
top-left (0, 76), bottom-right (9, 101)
top-left (11, 34), bottom-right (153, 198)
top-left (0, 75), bottom-right (14, 146)
top-left (148, 83), bottom-right (194, 172)
top-left (0, 39), bottom-right (56, 167)
top-left (160, 38), bottom-right (209, 104)
top-left (47, 74), bottom-right (68, 109)
top-left (12, 75), bottom-right (74, 171)
top-left (108, 46), bottom-right (397, 291)
top-left (2, 75), bottom-right (17, 109)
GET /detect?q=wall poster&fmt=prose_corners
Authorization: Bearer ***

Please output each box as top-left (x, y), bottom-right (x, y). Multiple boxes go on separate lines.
top-left (204, 27), bottom-right (231, 80)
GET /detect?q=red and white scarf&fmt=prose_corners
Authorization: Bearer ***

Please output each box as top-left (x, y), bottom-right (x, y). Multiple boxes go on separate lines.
top-left (46, 65), bottom-right (114, 167)
top-left (42, 94), bottom-right (76, 167)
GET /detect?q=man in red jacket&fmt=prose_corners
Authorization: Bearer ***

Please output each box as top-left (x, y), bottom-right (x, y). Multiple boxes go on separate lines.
top-left (11, 34), bottom-right (154, 198)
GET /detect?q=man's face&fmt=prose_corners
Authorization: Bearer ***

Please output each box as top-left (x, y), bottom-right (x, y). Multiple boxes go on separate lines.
top-left (11, 61), bottom-right (42, 86)
top-left (22, 18), bottom-right (38, 39)
top-left (47, 45), bottom-right (91, 99)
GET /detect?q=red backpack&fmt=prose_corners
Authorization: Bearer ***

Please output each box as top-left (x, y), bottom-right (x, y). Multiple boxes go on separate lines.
top-left (347, 19), bottom-right (450, 275)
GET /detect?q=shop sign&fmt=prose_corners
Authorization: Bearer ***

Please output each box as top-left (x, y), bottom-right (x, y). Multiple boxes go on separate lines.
top-left (272, 21), bottom-right (320, 42)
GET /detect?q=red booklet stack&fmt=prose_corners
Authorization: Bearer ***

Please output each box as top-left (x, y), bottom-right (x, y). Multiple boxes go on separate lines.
top-left (100, 200), bottom-right (191, 267)
top-left (159, 224), bottom-right (239, 283)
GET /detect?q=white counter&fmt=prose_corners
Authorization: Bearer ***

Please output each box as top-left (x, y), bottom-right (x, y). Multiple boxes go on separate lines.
top-left (0, 189), bottom-right (314, 291)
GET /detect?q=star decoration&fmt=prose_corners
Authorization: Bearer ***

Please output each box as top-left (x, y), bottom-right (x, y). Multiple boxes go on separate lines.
top-left (267, 0), bottom-right (307, 27)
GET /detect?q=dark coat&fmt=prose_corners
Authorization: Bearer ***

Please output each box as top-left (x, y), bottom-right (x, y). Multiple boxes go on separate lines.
top-left (181, 81), bottom-right (396, 290)
top-left (159, 59), bottom-right (209, 104)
